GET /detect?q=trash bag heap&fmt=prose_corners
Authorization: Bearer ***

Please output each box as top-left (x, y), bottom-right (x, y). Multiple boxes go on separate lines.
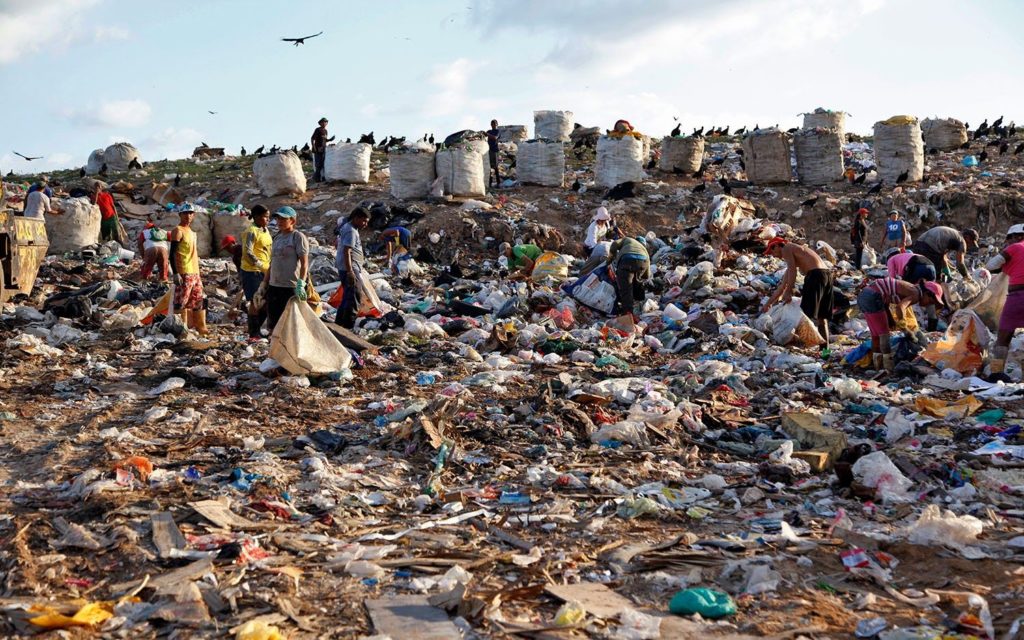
top-left (2, 108), bottom-right (1024, 639)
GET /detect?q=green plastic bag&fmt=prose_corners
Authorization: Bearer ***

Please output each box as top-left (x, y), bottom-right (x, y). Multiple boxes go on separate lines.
top-left (669, 588), bottom-right (736, 618)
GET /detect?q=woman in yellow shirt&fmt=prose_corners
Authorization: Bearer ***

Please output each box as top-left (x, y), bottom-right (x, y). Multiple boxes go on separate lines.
top-left (169, 204), bottom-right (207, 335)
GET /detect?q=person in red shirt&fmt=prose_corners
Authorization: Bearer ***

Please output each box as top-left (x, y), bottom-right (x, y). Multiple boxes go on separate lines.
top-left (92, 182), bottom-right (120, 242)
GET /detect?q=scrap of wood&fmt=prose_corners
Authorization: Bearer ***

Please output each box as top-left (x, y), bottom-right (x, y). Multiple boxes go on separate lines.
top-left (365, 595), bottom-right (461, 640)
top-left (110, 558), bottom-right (213, 596)
top-left (470, 518), bottom-right (533, 552)
top-left (189, 498), bottom-right (273, 530)
top-left (151, 512), bottom-right (187, 558)
top-left (544, 582), bottom-right (636, 620)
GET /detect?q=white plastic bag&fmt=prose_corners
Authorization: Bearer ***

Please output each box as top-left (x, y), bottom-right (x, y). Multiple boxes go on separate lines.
top-left (967, 272), bottom-right (1008, 333)
top-left (269, 298), bottom-right (352, 375)
top-left (905, 504), bottom-right (983, 550)
top-left (436, 146), bottom-right (485, 197)
top-left (768, 299), bottom-right (824, 346)
top-left (389, 149), bottom-right (436, 199)
top-left (533, 110), bottom-right (573, 141)
top-left (852, 451), bottom-right (913, 502)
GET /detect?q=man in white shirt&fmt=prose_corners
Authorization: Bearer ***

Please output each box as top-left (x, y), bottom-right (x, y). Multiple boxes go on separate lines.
top-left (23, 189), bottom-right (52, 219)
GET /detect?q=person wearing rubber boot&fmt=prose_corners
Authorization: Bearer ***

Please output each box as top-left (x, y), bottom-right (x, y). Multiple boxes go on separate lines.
top-left (857, 277), bottom-right (945, 373)
top-left (762, 237), bottom-right (835, 358)
top-left (168, 204), bottom-right (208, 335)
top-left (984, 223), bottom-right (1024, 381)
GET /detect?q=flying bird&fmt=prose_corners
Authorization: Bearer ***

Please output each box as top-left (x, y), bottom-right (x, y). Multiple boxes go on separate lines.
top-left (208, 110), bottom-right (217, 115)
top-left (281, 31), bottom-right (323, 46)
top-left (13, 151), bottom-right (42, 161)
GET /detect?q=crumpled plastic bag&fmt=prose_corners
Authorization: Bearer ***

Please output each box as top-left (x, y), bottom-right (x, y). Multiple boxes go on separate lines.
top-left (852, 451), bottom-right (913, 502)
top-left (905, 504), bottom-right (983, 550)
top-left (921, 310), bottom-right (989, 375)
top-left (29, 601), bottom-right (114, 629)
top-left (767, 299), bottom-right (824, 347)
top-left (235, 619), bottom-right (285, 640)
top-left (968, 272), bottom-right (1008, 332)
top-left (913, 394), bottom-right (982, 419)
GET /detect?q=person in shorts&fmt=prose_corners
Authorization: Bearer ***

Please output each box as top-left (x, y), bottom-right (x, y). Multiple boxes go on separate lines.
top-left (762, 237), bottom-right (835, 355)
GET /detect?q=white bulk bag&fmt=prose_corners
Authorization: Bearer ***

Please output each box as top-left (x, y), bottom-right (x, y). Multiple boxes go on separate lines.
top-left (517, 140), bottom-right (565, 186)
top-left (534, 110), bottom-right (574, 142)
top-left (45, 198), bottom-right (101, 254)
top-left (595, 136), bottom-right (644, 188)
top-left (102, 142), bottom-right (140, 172)
top-left (325, 143), bottom-right (372, 184)
top-left (389, 149), bottom-right (436, 199)
top-left (254, 151), bottom-right (307, 196)
top-left (659, 137), bottom-right (704, 173)
top-left (436, 146), bottom-right (485, 197)
top-left (86, 149), bottom-right (105, 175)
top-left (270, 298), bottom-right (352, 375)
top-left (873, 117), bottom-right (924, 183)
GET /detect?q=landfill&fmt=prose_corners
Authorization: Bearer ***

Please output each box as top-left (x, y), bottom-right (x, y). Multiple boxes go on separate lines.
top-left (2, 115), bottom-right (1024, 640)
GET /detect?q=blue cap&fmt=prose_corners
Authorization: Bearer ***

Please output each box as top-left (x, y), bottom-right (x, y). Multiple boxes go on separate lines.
top-left (274, 206), bottom-right (297, 218)
top-left (178, 202), bottom-right (195, 213)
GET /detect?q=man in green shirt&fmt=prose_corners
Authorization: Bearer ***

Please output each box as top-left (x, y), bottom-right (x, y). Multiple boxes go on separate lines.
top-left (607, 237), bottom-right (650, 316)
top-left (498, 242), bottom-right (543, 278)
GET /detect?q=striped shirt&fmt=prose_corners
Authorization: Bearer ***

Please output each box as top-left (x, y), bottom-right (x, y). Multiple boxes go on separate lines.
top-left (868, 277), bottom-right (902, 304)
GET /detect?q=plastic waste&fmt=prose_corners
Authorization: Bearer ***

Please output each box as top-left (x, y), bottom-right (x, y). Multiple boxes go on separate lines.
top-left (883, 408), bottom-right (914, 443)
top-left (235, 620), bottom-right (285, 640)
top-left (905, 504), bottom-right (983, 550)
top-left (668, 588), bottom-right (736, 618)
top-left (851, 451), bottom-right (913, 502)
top-left (616, 496), bottom-right (661, 519)
top-left (614, 609), bottom-right (663, 640)
top-left (554, 600), bottom-right (586, 627)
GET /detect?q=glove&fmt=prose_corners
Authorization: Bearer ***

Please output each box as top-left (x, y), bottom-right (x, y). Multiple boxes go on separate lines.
top-left (294, 278), bottom-right (308, 301)
top-left (173, 273), bottom-right (182, 286)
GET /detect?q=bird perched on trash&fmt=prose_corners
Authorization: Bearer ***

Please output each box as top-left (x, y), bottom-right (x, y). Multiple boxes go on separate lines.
top-left (854, 172), bottom-right (867, 184)
top-left (128, 158), bottom-right (142, 170)
top-left (645, 158), bottom-right (656, 170)
top-left (1014, 142), bottom-right (1024, 155)
top-left (999, 141), bottom-right (1010, 155)
top-left (345, 138), bottom-right (351, 144)
top-left (786, 127), bottom-right (798, 134)
top-left (570, 178), bottom-right (581, 192)
top-left (801, 195), bottom-right (819, 207)
top-left (866, 180), bottom-right (883, 194)
top-left (992, 115), bottom-right (1004, 129)
top-left (13, 151), bottom-right (42, 161)
top-left (669, 123), bottom-right (681, 137)
top-left (896, 170), bottom-right (909, 183)
top-left (605, 181), bottom-right (636, 200)
top-left (958, 141), bottom-right (971, 150)
top-left (692, 126), bottom-right (704, 137)
top-left (721, 126), bottom-right (730, 136)
top-left (270, 145), bottom-right (280, 154)
top-left (281, 31), bottom-right (323, 46)
top-left (254, 145), bottom-right (264, 155)
top-left (691, 181), bottom-right (706, 193)
top-left (378, 136), bottom-right (390, 149)
top-left (200, 142), bottom-right (209, 148)
top-left (711, 157), bottom-right (726, 166)
top-left (979, 150), bottom-right (989, 162)
top-left (359, 132), bottom-right (375, 145)
top-left (98, 163), bottom-right (108, 176)
top-left (78, 167), bottom-right (86, 177)
top-left (734, 126), bottom-right (746, 136)
top-left (718, 177), bottom-right (731, 195)
top-left (240, 146), bottom-right (246, 156)
top-left (428, 134), bottom-right (434, 144)
top-left (692, 164), bottom-right (706, 178)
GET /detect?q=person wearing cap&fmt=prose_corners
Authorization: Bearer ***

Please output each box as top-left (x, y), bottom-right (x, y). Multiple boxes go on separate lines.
top-left (169, 204), bottom-right (208, 335)
top-left (93, 182), bottom-right (121, 243)
top-left (137, 218), bottom-right (170, 282)
top-left (311, 117), bottom-right (334, 183)
top-left (380, 226), bottom-right (412, 266)
top-left (849, 207), bottom-right (870, 269)
top-left (983, 224), bottom-right (1024, 379)
top-left (912, 226), bottom-right (978, 281)
top-left (585, 206), bottom-right (612, 251)
top-left (880, 210), bottom-right (908, 253)
top-left (334, 206), bottom-right (369, 329)
top-left (27, 176), bottom-right (54, 199)
top-left (498, 242), bottom-right (543, 279)
top-left (486, 119), bottom-right (501, 187)
top-left (606, 236), bottom-right (650, 316)
top-left (762, 237), bottom-right (835, 353)
top-left (221, 235), bottom-right (242, 269)
top-left (22, 180), bottom-right (53, 219)
top-left (240, 205), bottom-right (272, 339)
top-left (857, 277), bottom-right (945, 372)
top-left (262, 206), bottom-right (310, 333)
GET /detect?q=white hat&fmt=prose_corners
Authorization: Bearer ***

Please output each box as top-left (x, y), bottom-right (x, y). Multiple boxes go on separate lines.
top-left (593, 206), bottom-right (611, 221)
top-left (1007, 223), bottom-right (1024, 236)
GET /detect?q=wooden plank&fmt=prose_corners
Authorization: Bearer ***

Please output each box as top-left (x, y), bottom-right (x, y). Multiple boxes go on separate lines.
top-left (151, 511), bottom-right (187, 558)
top-left (365, 595), bottom-right (461, 640)
top-left (109, 558), bottom-right (213, 596)
top-left (544, 582), bottom-right (636, 620)
top-left (189, 499), bottom-right (272, 530)
top-left (324, 322), bottom-right (377, 353)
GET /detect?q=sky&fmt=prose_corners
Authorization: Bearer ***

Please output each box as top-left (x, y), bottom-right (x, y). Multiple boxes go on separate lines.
top-left (2, 0), bottom-right (1022, 174)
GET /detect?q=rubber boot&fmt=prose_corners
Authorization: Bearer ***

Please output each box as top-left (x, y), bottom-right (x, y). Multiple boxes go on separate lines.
top-left (882, 354), bottom-right (895, 373)
top-left (193, 309), bottom-right (209, 335)
top-left (179, 310), bottom-right (191, 335)
top-left (872, 353), bottom-right (884, 371)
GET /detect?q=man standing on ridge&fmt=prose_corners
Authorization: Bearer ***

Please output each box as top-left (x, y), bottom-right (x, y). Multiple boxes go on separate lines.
top-left (311, 117), bottom-right (334, 183)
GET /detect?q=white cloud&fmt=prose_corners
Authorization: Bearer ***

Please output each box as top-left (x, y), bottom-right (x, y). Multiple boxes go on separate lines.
top-left (0, 0), bottom-right (128, 64)
top-left (139, 127), bottom-right (205, 162)
top-left (63, 99), bottom-right (153, 128)
top-left (423, 58), bottom-right (484, 118)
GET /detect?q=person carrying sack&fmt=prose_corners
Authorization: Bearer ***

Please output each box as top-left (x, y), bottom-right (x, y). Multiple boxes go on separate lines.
top-left (260, 206), bottom-right (309, 334)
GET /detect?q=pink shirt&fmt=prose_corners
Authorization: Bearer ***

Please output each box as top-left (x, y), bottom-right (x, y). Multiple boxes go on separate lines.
top-left (1005, 242), bottom-right (1024, 286)
top-left (887, 252), bottom-right (913, 278)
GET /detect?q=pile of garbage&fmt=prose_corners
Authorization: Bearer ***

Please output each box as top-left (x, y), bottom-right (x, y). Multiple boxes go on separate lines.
top-left (1, 124), bottom-right (1024, 639)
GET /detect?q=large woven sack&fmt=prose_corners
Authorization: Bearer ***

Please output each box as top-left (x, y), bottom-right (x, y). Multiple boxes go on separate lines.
top-left (873, 117), bottom-right (924, 183)
top-left (254, 151), bottom-right (307, 196)
top-left (325, 143), bottom-right (372, 184)
top-left (102, 143), bottom-right (140, 172)
top-left (741, 129), bottom-right (793, 184)
top-left (212, 211), bottom-right (252, 256)
top-left (466, 138), bottom-right (490, 185)
top-left (497, 125), bottom-right (528, 143)
top-left (86, 149), bottom-right (105, 175)
top-left (270, 298), bottom-right (352, 375)
top-left (45, 198), bottom-right (101, 254)
top-left (389, 149), bottom-right (436, 199)
top-left (534, 110), bottom-right (573, 142)
top-left (517, 140), bottom-right (565, 186)
top-left (794, 128), bottom-right (844, 185)
top-left (595, 135), bottom-right (644, 188)
top-left (921, 117), bottom-right (968, 151)
top-left (802, 108), bottom-right (846, 141)
top-left (659, 136), bottom-right (704, 173)
top-left (436, 146), bottom-right (485, 196)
